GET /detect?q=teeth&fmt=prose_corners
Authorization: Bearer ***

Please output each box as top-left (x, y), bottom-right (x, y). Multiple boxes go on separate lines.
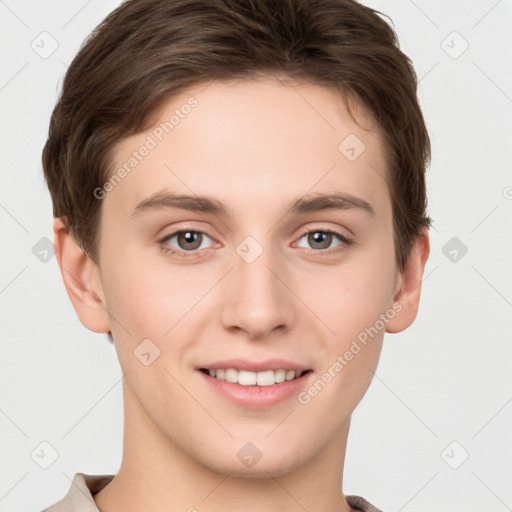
top-left (275, 369), bottom-right (286, 383)
top-left (225, 368), bottom-right (238, 383)
top-left (239, 370), bottom-right (257, 385)
top-left (206, 368), bottom-right (304, 386)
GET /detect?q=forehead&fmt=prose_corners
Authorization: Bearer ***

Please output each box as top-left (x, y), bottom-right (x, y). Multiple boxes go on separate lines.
top-left (105, 77), bottom-right (390, 221)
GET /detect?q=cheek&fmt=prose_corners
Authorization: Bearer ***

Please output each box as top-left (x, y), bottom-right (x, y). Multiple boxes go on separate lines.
top-left (300, 269), bottom-right (389, 415)
top-left (100, 247), bottom-right (216, 344)
top-left (316, 275), bottom-right (386, 375)
top-left (311, 253), bottom-right (395, 338)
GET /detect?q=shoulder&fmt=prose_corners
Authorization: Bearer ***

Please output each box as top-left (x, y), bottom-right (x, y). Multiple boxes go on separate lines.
top-left (39, 472), bottom-right (115, 512)
top-left (346, 494), bottom-right (385, 512)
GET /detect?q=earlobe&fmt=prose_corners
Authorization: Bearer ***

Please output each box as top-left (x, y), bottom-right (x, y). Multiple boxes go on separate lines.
top-left (53, 218), bottom-right (111, 333)
top-left (385, 228), bottom-right (430, 334)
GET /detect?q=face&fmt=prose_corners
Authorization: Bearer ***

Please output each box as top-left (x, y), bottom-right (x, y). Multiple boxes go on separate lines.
top-left (94, 77), bottom-right (402, 476)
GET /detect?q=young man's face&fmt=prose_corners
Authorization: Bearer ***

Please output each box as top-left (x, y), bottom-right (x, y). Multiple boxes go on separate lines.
top-left (62, 77), bottom-right (428, 478)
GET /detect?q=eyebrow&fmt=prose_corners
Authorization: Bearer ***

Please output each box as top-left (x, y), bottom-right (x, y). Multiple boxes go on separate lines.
top-left (130, 189), bottom-right (376, 219)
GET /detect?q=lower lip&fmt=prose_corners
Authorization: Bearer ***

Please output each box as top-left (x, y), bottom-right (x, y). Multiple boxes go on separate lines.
top-left (197, 370), bottom-right (313, 409)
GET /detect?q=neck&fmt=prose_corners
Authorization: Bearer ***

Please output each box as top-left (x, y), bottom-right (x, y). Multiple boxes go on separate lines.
top-left (93, 382), bottom-right (355, 512)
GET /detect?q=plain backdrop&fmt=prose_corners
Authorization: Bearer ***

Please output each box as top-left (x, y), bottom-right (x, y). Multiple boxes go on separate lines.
top-left (1, 1), bottom-right (511, 511)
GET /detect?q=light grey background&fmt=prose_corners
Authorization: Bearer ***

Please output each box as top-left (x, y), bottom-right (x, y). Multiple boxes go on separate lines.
top-left (1, 1), bottom-right (511, 511)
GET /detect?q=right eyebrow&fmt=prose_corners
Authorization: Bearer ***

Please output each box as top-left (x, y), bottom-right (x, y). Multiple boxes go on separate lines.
top-left (287, 192), bottom-right (376, 217)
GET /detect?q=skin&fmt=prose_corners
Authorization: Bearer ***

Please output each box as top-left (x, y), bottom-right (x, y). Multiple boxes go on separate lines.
top-left (53, 76), bottom-right (429, 512)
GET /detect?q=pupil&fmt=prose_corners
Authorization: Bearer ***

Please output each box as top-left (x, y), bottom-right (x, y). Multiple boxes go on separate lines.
top-left (179, 231), bottom-right (201, 250)
top-left (310, 231), bottom-right (330, 249)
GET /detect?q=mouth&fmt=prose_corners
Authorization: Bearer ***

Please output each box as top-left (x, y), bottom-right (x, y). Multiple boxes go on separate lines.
top-left (196, 359), bottom-right (314, 408)
top-left (199, 367), bottom-right (312, 386)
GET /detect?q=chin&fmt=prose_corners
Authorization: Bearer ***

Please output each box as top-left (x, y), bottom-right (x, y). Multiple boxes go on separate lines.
top-left (199, 446), bottom-right (307, 479)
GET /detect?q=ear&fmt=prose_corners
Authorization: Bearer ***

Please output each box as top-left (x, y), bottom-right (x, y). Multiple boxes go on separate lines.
top-left (385, 227), bottom-right (430, 334)
top-left (53, 218), bottom-right (111, 333)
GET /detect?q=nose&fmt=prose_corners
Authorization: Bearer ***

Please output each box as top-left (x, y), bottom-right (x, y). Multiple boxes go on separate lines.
top-left (220, 248), bottom-right (296, 341)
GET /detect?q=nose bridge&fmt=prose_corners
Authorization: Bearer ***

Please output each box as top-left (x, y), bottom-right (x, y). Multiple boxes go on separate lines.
top-left (221, 236), bottom-right (294, 338)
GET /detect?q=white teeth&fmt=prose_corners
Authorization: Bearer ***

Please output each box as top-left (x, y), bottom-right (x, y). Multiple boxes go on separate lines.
top-left (238, 370), bottom-right (257, 386)
top-left (205, 368), bottom-right (305, 386)
top-left (225, 368), bottom-right (238, 383)
top-left (274, 369), bottom-right (286, 383)
top-left (285, 370), bottom-right (296, 381)
top-left (256, 370), bottom-right (275, 386)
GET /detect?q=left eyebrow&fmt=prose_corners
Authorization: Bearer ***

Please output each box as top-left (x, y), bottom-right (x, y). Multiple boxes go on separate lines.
top-left (129, 190), bottom-right (376, 219)
top-left (130, 190), bottom-right (231, 218)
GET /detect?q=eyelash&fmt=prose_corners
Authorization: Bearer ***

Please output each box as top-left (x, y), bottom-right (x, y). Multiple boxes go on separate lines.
top-left (158, 226), bottom-right (352, 259)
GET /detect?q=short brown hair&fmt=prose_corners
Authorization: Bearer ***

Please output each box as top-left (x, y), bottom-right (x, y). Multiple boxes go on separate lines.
top-left (43, 0), bottom-right (431, 272)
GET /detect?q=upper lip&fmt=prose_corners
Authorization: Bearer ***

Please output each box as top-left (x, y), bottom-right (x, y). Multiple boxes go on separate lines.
top-left (197, 358), bottom-right (311, 373)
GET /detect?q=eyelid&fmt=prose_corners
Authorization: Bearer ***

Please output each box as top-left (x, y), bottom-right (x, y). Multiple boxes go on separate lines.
top-left (293, 226), bottom-right (353, 256)
top-left (158, 223), bottom-right (354, 259)
top-left (158, 225), bottom-right (217, 259)
top-left (295, 224), bottom-right (352, 243)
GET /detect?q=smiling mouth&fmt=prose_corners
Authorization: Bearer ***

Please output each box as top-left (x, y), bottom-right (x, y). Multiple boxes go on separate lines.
top-left (199, 368), bottom-right (312, 386)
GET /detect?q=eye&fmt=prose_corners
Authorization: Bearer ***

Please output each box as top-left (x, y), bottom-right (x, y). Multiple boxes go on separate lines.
top-left (159, 229), bottom-right (214, 258)
top-left (295, 228), bottom-right (352, 254)
top-left (158, 226), bottom-right (353, 260)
